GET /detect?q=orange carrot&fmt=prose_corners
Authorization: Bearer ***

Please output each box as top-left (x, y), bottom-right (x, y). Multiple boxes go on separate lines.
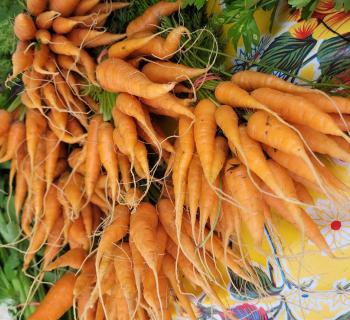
top-left (10, 41), bottom-right (34, 80)
top-left (85, 115), bottom-right (103, 200)
top-left (33, 44), bottom-right (52, 75)
top-left (28, 273), bottom-right (77, 320)
top-left (27, 0), bottom-right (48, 16)
top-left (107, 33), bottom-right (158, 59)
top-left (64, 172), bottom-right (84, 217)
top-left (68, 215), bottom-right (90, 250)
top-left (294, 124), bottom-right (350, 162)
top-left (225, 164), bottom-right (265, 246)
top-left (0, 110), bottom-right (12, 136)
top-left (162, 254), bottom-right (197, 320)
top-left (142, 93), bottom-right (194, 119)
top-left (142, 61), bottom-right (207, 83)
top-left (231, 70), bottom-right (311, 94)
top-left (114, 243), bottom-right (138, 318)
top-left (298, 92), bottom-right (350, 114)
top-left (52, 17), bottom-right (82, 34)
top-left (187, 155), bottom-right (202, 238)
top-left (36, 29), bottom-right (52, 44)
top-left (98, 122), bottom-right (119, 201)
top-left (251, 88), bottom-right (349, 140)
top-left (112, 107), bottom-right (138, 159)
top-left (21, 198), bottom-right (34, 237)
top-left (247, 111), bottom-right (330, 198)
top-left (15, 161), bottom-right (28, 216)
top-left (74, 0), bottom-right (100, 15)
top-left (89, 2), bottom-right (129, 14)
top-left (43, 215), bottom-right (64, 268)
top-left (67, 28), bottom-right (126, 48)
top-left (96, 58), bottom-right (175, 99)
top-left (211, 136), bottom-right (228, 181)
top-left (45, 130), bottom-right (61, 187)
top-left (36, 10), bottom-right (59, 29)
top-left (96, 205), bottom-right (130, 260)
top-left (194, 99), bottom-right (216, 181)
top-left (43, 185), bottom-right (62, 235)
top-left (0, 122), bottom-right (26, 163)
top-left (173, 116), bottom-right (194, 237)
top-left (133, 27), bottom-right (190, 60)
top-left (329, 113), bottom-right (350, 131)
top-left (45, 248), bottom-right (87, 271)
top-left (295, 182), bottom-right (314, 205)
top-left (119, 153), bottom-right (132, 191)
top-left (126, 0), bottom-right (180, 37)
top-left (134, 141), bottom-right (150, 179)
top-left (49, 0), bottom-right (80, 16)
top-left (14, 13), bottom-right (37, 41)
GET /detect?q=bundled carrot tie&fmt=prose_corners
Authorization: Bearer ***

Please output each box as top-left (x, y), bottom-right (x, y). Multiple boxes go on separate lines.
top-left (2, 0), bottom-right (350, 319)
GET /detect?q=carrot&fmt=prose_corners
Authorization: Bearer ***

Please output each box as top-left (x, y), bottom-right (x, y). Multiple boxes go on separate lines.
top-left (194, 99), bottom-right (216, 181)
top-left (231, 70), bottom-right (311, 94)
top-left (45, 248), bottom-right (87, 271)
top-left (329, 113), bottom-right (350, 132)
top-left (298, 92), bottom-right (350, 114)
top-left (14, 13), bottom-right (37, 41)
top-left (10, 41), bottom-right (34, 80)
top-left (0, 110), bottom-right (12, 136)
top-left (173, 116), bottom-right (194, 236)
top-left (225, 164), bottom-right (265, 246)
top-left (211, 136), bottom-right (228, 181)
top-left (43, 215), bottom-right (64, 268)
top-left (96, 205), bottom-right (130, 260)
top-left (129, 236), bottom-right (146, 315)
top-left (49, 0), bottom-right (80, 16)
top-left (295, 182), bottom-right (314, 205)
top-left (67, 28), bottom-right (126, 48)
top-left (67, 148), bottom-right (85, 175)
top-left (294, 124), bottom-right (350, 162)
top-left (251, 88), bottom-right (350, 141)
top-left (74, 0), bottom-right (100, 15)
top-left (43, 185), bottom-right (62, 235)
top-left (112, 107), bottom-right (138, 160)
top-left (85, 115), bottom-right (103, 200)
top-left (98, 122), bottom-right (119, 201)
top-left (52, 17), bottom-right (82, 34)
top-left (24, 220), bottom-right (48, 270)
top-left (68, 215), bottom-right (90, 250)
top-left (64, 172), bottom-right (84, 218)
top-left (142, 61), bottom-right (207, 83)
top-left (108, 33), bottom-right (158, 59)
top-left (56, 54), bottom-right (83, 75)
top-left (28, 273), bottom-right (77, 320)
top-left (76, 284), bottom-right (96, 320)
top-left (126, 0), bottom-right (180, 37)
top-left (89, 2), bottom-right (129, 14)
top-left (15, 161), bottom-right (28, 216)
top-left (331, 136), bottom-right (350, 155)
top-left (199, 175), bottom-right (219, 240)
top-left (114, 276), bottom-right (131, 320)
top-left (96, 58), bottom-right (175, 99)
top-left (0, 122), bottom-right (26, 163)
top-left (262, 183), bottom-right (332, 256)
top-left (21, 198), bottom-right (34, 237)
top-left (113, 128), bottom-right (129, 156)
top-left (36, 10), bottom-right (59, 29)
top-left (162, 255), bottom-right (197, 320)
top-left (135, 141), bottom-right (150, 180)
top-left (247, 111), bottom-right (330, 199)
top-left (45, 130), bottom-right (61, 187)
top-left (27, 0), bottom-right (48, 16)
top-left (33, 43), bottom-right (53, 75)
top-left (119, 153), bottom-right (131, 191)
top-left (133, 26), bottom-right (190, 60)
top-left (74, 256), bottom-right (96, 297)
top-left (187, 155), bottom-right (202, 238)
top-left (70, 12), bottom-right (110, 27)
top-left (36, 29), bottom-right (52, 44)
top-left (114, 243), bottom-right (138, 318)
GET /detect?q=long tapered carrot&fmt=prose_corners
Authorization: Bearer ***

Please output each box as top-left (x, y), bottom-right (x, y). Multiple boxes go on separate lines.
top-left (231, 70), bottom-right (312, 94)
top-left (96, 58), bottom-right (175, 99)
top-left (85, 115), bottom-right (103, 200)
top-left (45, 248), bottom-right (87, 271)
top-left (194, 99), bottom-right (217, 182)
top-left (28, 273), bottom-right (77, 320)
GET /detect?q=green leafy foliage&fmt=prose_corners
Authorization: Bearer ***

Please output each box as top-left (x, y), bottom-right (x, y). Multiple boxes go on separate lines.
top-left (181, 0), bottom-right (207, 10)
top-left (82, 85), bottom-right (117, 121)
top-left (214, 0), bottom-right (278, 53)
top-left (334, 0), bottom-right (350, 11)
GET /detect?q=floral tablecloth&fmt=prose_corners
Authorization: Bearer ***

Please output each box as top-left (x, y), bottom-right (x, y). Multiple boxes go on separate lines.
top-left (179, 1), bottom-right (350, 319)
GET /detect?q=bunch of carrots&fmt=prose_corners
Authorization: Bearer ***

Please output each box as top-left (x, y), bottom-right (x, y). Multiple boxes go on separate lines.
top-left (2, 0), bottom-right (350, 319)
